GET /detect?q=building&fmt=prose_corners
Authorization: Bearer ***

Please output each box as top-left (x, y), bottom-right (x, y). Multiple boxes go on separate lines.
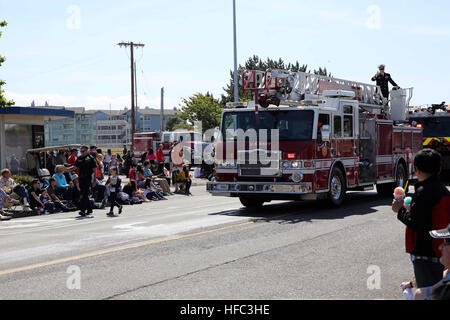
top-left (44, 106), bottom-right (177, 149)
top-left (0, 106), bottom-right (74, 174)
top-left (96, 119), bottom-right (130, 149)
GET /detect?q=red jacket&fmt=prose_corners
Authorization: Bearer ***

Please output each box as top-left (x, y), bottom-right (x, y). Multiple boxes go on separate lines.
top-left (399, 176), bottom-right (450, 258)
top-left (68, 155), bottom-right (78, 175)
top-left (157, 148), bottom-right (165, 163)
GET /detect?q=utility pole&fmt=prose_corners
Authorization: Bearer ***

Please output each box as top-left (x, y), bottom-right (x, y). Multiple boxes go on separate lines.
top-left (134, 61), bottom-right (138, 111)
top-left (160, 87), bottom-right (164, 134)
top-left (117, 41), bottom-right (145, 152)
top-left (233, 0), bottom-right (239, 103)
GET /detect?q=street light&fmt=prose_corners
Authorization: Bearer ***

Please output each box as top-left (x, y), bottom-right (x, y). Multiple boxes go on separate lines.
top-left (233, 0), bottom-right (239, 103)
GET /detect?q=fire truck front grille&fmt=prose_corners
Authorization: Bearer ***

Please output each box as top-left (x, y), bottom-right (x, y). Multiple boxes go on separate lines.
top-left (237, 150), bottom-right (281, 177)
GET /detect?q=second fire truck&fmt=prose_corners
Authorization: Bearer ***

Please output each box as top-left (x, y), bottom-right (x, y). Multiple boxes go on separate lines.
top-left (408, 102), bottom-right (450, 175)
top-left (207, 69), bottom-right (423, 208)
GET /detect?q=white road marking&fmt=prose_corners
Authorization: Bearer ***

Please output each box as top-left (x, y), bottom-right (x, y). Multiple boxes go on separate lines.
top-left (113, 222), bottom-right (147, 232)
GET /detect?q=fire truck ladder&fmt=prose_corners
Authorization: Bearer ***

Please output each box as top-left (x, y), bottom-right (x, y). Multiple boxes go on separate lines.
top-left (241, 69), bottom-right (385, 109)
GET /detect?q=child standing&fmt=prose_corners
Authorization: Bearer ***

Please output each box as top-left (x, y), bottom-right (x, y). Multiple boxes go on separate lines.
top-left (106, 167), bottom-right (122, 217)
top-left (392, 149), bottom-right (450, 287)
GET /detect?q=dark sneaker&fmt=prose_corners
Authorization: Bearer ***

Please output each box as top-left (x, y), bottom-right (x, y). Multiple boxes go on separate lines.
top-left (107, 212), bottom-right (115, 217)
top-left (118, 206), bottom-right (123, 215)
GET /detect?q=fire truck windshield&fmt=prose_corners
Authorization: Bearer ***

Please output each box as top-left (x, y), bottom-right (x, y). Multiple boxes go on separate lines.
top-left (412, 117), bottom-right (450, 137)
top-left (221, 110), bottom-right (314, 141)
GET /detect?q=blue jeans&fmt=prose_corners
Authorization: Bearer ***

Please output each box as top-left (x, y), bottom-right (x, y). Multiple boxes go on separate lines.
top-left (13, 185), bottom-right (29, 203)
top-left (43, 202), bottom-right (56, 213)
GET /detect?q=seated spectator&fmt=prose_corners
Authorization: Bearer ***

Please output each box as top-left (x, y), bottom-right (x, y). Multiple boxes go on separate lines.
top-left (122, 180), bottom-right (148, 202)
top-left (135, 164), bottom-right (147, 188)
top-left (47, 178), bottom-right (72, 211)
top-left (151, 161), bottom-right (163, 176)
top-left (143, 161), bottom-right (153, 179)
top-left (69, 174), bottom-right (81, 209)
top-left (143, 161), bottom-right (171, 195)
top-left (0, 168), bottom-right (31, 210)
top-left (402, 224), bottom-right (450, 300)
top-left (27, 179), bottom-right (45, 214)
top-left (143, 178), bottom-right (167, 201)
top-left (39, 188), bottom-right (57, 214)
top-left (0, 188), bottom-right (14, 220)
top-left (178, 165), bottom-right (192, 196)
top-left (53, 165), bottom-right (70, 199)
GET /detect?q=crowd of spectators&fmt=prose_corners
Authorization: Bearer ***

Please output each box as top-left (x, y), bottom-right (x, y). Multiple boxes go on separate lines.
top-left (0, 143), bottom-right (194, 219)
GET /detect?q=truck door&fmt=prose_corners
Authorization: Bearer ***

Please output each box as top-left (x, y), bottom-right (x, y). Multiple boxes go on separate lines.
top-left (316, 113), bottom-right (332, 190)
top-left (339, 103), bottom-right (358, 186)
top-left (316, 113), bottom-right (331, 160)
top-left (332, 114), bottom-right (342, 158)
top-left (359, 118), bottom-right (377, 184)
top-left (376, 121), bottom-right (394, 181)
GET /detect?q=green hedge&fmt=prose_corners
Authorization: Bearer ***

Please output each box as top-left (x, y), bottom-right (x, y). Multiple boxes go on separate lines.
top-left (11, 175), bottom-right (34, 188)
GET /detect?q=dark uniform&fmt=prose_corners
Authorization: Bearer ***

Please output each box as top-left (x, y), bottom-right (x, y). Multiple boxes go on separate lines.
top-left (74, 154), bottom-right (97, 215)
top-left (371, 72), bottom-right (398, 99)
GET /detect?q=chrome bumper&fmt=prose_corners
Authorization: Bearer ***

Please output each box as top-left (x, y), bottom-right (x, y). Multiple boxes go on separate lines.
top-left (206, 181), bottom-right (313, 196)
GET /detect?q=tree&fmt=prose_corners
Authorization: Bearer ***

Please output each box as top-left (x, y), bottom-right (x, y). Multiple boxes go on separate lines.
top-left (220, 55), bottom-right (331, 107)
top-left (172, 122), bottom-right (194, 131)
top-left (178, 92), bottom-right (222, 133)
top-left (0, 20), bottom-right (14, 108)
top-left (165, 116), bottom-right (184, 131)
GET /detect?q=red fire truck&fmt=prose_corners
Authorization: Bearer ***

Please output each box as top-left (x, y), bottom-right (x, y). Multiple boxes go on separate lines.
top-left (133, 131), bottom-right (197, 163)
top-left (207, 69), bottom-right (422, 208)
top-left (407, 102), bottom-right (450, 174)
top-left (133, 132), bottom-right (161, 159)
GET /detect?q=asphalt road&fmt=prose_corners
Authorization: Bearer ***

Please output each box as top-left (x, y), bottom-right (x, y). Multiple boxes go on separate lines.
top-left (0, 184), bottom-right (438, 300)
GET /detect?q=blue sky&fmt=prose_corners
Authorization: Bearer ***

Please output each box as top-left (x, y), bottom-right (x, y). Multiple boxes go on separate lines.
top-left (1, 0), bottom-right (449, 110)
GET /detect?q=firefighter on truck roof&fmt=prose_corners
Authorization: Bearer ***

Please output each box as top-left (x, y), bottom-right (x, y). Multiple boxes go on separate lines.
top-left (371, 64), bottom-right (399, 99)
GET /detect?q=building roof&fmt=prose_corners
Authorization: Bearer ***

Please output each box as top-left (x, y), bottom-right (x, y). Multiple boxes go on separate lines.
top-left (18, 105), bottom-right (177, 116)
top-left (0, 106), bottom-right (74, 119)
top-left (130, 107), bottom-right (177, 115)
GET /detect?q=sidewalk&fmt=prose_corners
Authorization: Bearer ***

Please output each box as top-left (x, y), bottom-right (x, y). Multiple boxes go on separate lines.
top-left (119, 175), bottom-right (208, 187)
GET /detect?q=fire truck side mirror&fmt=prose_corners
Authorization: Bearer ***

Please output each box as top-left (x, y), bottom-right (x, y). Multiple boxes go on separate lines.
top-left (321, 125), bottom-right (330, 142)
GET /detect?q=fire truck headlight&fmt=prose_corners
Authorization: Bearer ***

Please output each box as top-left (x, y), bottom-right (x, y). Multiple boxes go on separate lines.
top-left (291, 161), bottom-right (302, 169)
top-left (218, 160), bottom-right (236, 168)
top-left (282, 161), bottom-right (290, 169)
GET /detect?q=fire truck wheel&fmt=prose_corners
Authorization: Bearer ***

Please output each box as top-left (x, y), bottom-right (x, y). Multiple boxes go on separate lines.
top-left (377, 164), bottom-right (407, 197)
top-left (239, 197), bottom-right (265, 210)
top-left (327, 168), bottom-right (346, 207)
top-left (395, 164), bottom-right (407, 191)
